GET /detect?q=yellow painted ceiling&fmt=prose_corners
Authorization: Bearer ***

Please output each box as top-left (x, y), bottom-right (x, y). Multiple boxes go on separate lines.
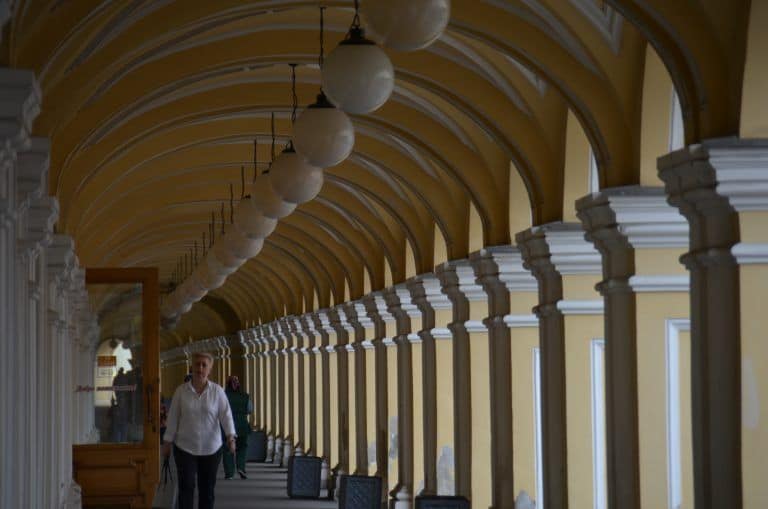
top-left (3, 0), bottom-right (749, 348)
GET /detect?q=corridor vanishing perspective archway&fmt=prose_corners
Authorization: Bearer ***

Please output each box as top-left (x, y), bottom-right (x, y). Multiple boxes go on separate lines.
top-left (1, 1), bottom-right (767, 508)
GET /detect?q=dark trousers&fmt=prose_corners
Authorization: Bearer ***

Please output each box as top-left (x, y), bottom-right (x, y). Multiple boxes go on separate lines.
top-left (174, 445), bottom-right (222, 509)
top-left (223, 434), bottom-right (248, 476)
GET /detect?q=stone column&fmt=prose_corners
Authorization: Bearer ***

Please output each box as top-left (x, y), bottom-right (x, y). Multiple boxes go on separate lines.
top-left (471, 246), bottom-right (535, 509)
top-left (406, 275), bottom-right (448, 496)
top-left (328, 307), bottom-right (352, 484)
top-left (342, 301), bottom-right (372, 475)
top-left (311, 311), bottom-right (333, 486)
top-left (300, 316), bottom-right (319, 456)
top-left (363, 293), bottom-right (392, 495)
top-left (435, 261), bottom-right (478, 500)
top-left (279, 318), bottom-right (295, 464)
top-left (270, 322), bottom-right (285, 465)
top-left (267, 326), bottom-right (278, 462)
top-left (516, 223), bottom-right (600, 509)
top-left (384, 286), bottom-right (417, 509)
top-left (577, 187), bottom-right (689, 509)
top-left (290, 317), bottom-right (306, 453)
top-left (658, 140), bottom-right (768, 509)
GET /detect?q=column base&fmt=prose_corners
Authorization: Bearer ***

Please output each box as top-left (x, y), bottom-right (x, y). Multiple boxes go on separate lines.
top-left (62, 480), bottom-right (82, 509)
top-left (266, 434), bottom-right (275, 462)
top-left (389, 485), bottom-right (412, 509)
top-left (274, 437), bottom-right (284, 465)
top-left (320, 458), bottom-right (330, 490)
top-left (282, 438), bottom-right (292, 467)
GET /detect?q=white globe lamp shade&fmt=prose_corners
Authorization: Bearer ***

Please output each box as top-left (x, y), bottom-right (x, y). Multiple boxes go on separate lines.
top-left (270, 145), bottom-right (324, 204)
top-left (360, 0), bottom-right (450, 51)
top-left (228, 227), bottom-right (264, 259)
top-left (233, 198), bottom-right (278, 239)
top-left (293, 93), bottom-right (355, 167)
top-left (178, 300), bottom-right (193, 315)
top-left (206, 252), bottom-right (237, 276)
top-left (198, 265), bottom-right (227, 290)
top-left (322, 27), bottom-right (394, 114)
top-left (250, 173), bottom-right (296, 219)
top-left (211, 236), bottom-right (246, 268)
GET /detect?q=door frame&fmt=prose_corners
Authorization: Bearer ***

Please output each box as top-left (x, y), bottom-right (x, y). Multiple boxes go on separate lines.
top-left (74, 267), bottom-right (160, 508)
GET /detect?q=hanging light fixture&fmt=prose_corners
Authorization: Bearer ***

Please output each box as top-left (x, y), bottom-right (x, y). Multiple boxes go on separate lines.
top-left (360, 0), bottom-right (450, 51)
top-left (272, 64), bottom-right (325, 204)
top-left (251, 113), bottom-right (297, 218)
top-left (321, 0), bottom-right (394, 114)
top-left (235, 153), bottom-right (279, 238)
top-left (294, 6), bottom-right (355, 168)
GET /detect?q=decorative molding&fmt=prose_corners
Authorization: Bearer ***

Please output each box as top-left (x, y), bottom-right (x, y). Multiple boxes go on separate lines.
top-left (465, 320), bottom-right (486, 333)
top-left (577, 186), bottom-right (688, 249)
top-left (0, 68), bottom-right (41, 148)
top-left (503, 314), bottom-right (539, 328)
top-left (521, 222), bottom-right (602, 275)
top-left (361, 340), bottom-right (375, 350)
top-left (556, 299), bottom-right (604, 315)
top-left (732, 242), bottom-right (768, 264)
top-left (407, 333), bottom-right (422, 344)
top-left (430, 327), bottom-right (452, 339)
top-left (629, 275), bottom-right (689, 293)
top-left (382, 338), bottom-right (396, 347)
top-left (704, 138), bottom-right (768, 212)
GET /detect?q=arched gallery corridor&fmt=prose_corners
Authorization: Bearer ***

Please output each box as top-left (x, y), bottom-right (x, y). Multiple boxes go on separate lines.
top-left (1, 0), bottom-right (767, 508)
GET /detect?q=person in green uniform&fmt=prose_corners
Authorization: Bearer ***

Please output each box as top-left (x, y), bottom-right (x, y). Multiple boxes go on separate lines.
top-left (223, 375), bottom-right (252, 479)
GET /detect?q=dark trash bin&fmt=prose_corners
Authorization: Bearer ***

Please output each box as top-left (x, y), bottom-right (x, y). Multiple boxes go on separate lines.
top-left (287, 455), bottom-right (322, 499)
top-left (246, 429), bottom-right (267, 462)
top-left (338, 474), bottom-right (382, 509)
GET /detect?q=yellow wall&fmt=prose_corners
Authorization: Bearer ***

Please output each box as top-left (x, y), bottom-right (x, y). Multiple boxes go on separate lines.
top-left (636, 294), bottom-right (692, 509)
top-left (470, 330), bottom-right (492, 509)
top-left (387, 343), bottom-right (399, 491)
top-left (741, 264), bottom-right (768, 509)
top-left (316, 353), bottom-right (325, 458)
top-left (435, 335), bottom-right (455, 495)
top-left (564, 314), bottom-right (604, 509)
top-left (366, 347), bottom-right (377, 473)
top-left (562, 110), bottom-right (593, 220)
top-left (509, 161), bottom-right (532, 235)
top-left (434, 224), bottom-right (448, 267)
top-left (329, 352), bottom-right (338, 468)
top-left (412, 342), bottom-right (424, 494)
top-left (740, 0), bottom-right (768, 137)
top-left (469, 202), bottom-right (483, 253)
top-left (511, 327), bottom-right (540, 500)
top-left (639, 45), bottom-right (674, 186)
top-left (349, 350), bottom-right (357, 474)
top-left (406, 241), bottom-right (417, 280)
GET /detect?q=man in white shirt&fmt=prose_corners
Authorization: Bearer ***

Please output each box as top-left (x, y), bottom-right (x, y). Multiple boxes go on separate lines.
top-left (162, 352), bottom-right (236, 509)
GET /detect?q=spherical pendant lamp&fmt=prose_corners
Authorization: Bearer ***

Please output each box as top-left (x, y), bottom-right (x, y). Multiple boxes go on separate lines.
top-left (270, 144), bottom-right (324, 204)
top-left (250, 173), bottom-right (296, 219)
top-left (293, 93), bottom-right (355, 168)
top-left (211, 236), bottom-right (246, 268)
top-left (322, 26), bottom-right (394, 114)
top-left (206, 252), bottom-right (237, 277)
top-left (360, 0), bottom-right (450, 51)
top-left (233, 198), bottom-right (278, 239)
top-left (198, 264), bottom-right (227, 290)
top-left (227, 227), bottom-right (265, 259)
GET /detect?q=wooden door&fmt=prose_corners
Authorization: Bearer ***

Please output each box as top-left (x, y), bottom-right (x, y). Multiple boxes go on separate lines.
top-left (73, 268), bottom-right (160, 508)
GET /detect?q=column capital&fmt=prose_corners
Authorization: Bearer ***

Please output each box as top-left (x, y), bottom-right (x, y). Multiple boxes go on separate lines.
top-left (0, 68), bottom-right (41, 150)
top-left (46, 234), bottom-right (76, 287)
top-left (16, 137), bottom-right (50, 205)
top-left (383, 285), bottom-right (415, 336)
top-left (361, 292), bottom-right (390, 341)
top-left (406, 274), bottom-right (450, 310)
top-left (435, 260), bottom-right (485, 302)
top-left (470, 245), bottom-right (537, 293)
top-left (18, 195), bottom-right (58, 254)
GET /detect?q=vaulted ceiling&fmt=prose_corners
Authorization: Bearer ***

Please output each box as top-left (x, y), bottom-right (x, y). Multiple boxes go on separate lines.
top-left (2, 0), bottom-right (749, 348)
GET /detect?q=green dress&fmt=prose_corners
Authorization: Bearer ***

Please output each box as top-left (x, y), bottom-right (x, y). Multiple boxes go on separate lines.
top-left (223, 389), bottom-right (252, 477)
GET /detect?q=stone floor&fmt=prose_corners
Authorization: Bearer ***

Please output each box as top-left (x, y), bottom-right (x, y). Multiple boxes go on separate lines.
top-left (211, 462), bottom-right (337, 509)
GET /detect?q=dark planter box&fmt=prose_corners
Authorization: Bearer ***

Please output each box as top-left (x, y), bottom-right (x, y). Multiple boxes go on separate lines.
top-left (415, 495), bottom-right (471, 509)
top-left (287, 455), bottom-right (322, 498)
top-left (338, 475), bottom-right (382, 509)
top-left (246, 429), bottom-right (267, 462)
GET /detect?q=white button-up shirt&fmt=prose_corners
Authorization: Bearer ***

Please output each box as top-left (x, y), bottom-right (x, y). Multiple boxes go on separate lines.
top-left (164, 381), bottom-right (236, 456)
